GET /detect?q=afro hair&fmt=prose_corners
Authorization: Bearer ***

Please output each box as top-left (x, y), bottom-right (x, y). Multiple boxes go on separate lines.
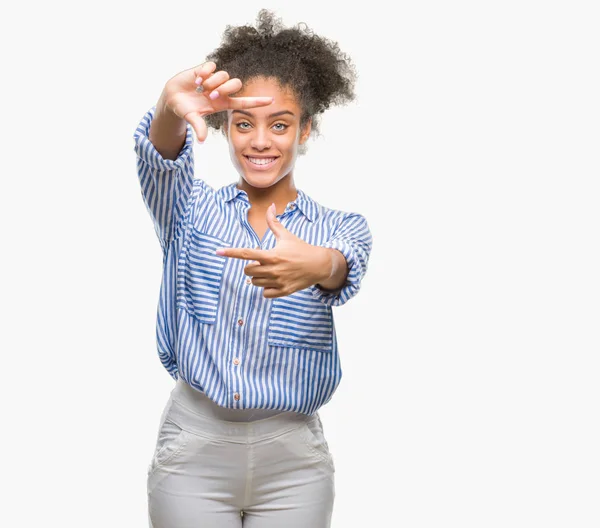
top-left (203, 9), bottom-right (358, 154)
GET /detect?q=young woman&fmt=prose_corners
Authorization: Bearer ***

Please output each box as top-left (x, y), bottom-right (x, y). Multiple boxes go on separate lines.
top-left (132, 9), bottom-right (373, 527)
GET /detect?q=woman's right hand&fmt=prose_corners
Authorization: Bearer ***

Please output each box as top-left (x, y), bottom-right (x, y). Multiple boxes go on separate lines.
top-left (160, 61), bottom-right (273, 143)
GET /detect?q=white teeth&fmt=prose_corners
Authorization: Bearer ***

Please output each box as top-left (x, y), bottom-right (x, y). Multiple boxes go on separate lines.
top-left (248, 157), bottom-right (276, 165)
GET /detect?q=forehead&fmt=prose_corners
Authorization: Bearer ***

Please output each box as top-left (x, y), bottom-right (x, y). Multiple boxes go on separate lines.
top-left (236, 77), bottom-right (300, 111)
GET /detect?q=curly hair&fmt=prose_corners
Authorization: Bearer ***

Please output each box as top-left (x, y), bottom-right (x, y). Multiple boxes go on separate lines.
top-left (203, 9), bottom-right (357, 155)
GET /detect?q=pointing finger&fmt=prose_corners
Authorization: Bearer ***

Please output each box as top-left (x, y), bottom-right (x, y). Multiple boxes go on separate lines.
top-left (216, 247), bottom-right (269, 262)
top-left (227, 96), bottom-right (274, 110)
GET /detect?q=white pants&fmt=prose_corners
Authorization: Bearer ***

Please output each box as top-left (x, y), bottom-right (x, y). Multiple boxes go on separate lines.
top-left (147, 376), bottom-right (336, 527)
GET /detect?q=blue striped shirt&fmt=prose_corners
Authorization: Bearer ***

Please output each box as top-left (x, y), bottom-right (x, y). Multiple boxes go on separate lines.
top-left (133, 106), bottom-right (373, 415)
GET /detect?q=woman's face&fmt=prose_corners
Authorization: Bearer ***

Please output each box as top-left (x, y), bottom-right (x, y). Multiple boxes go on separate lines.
top-left (225, 77), bottom-right (311, 189)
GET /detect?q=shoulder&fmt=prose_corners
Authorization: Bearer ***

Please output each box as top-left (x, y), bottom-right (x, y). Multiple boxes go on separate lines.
top-left (187, 179), bottom-right (238, 217)
top-left (310, 199), bottom-right (371, 245)
top-left (299, 189), bottom-right (368, 228)
top-left (189, 178), bottom-right (227, 204)
top-left (192, 177), bottom-right (215, 193)
top-left (316, 202), bottom-right (369, 230)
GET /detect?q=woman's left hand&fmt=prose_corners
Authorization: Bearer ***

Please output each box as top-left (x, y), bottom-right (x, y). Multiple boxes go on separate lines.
top-left (215, 203), bottom-right (331, 298)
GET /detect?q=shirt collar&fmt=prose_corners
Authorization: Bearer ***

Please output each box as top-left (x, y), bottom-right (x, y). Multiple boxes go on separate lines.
top-left (219, 183), bottom-right (319, 222)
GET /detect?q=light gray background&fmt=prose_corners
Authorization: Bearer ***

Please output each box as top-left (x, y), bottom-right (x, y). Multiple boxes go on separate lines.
top-left (2, 1), bottom-right (599, 526)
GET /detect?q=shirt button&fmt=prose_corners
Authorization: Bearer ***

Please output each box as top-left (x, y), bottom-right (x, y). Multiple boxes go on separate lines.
top-left (234, 393), bottom-right (240, 401)
top-left (237, 318), bottom-right (244, 326)
top-left (233, 358), bottom-right (240, 365)
top-left (245, 278), bottom-right (252, 285)
top-left (290, 203), bottom-right (296, 209)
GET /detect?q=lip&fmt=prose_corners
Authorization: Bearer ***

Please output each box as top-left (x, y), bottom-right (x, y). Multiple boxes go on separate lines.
top-left (244, 155), bottom-right (280, 171)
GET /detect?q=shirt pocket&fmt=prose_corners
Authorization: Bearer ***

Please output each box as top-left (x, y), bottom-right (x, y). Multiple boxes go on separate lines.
top-left (176, 228), bottom-right (230, 324)
top-left (267, 289), bottom-right (334, 351)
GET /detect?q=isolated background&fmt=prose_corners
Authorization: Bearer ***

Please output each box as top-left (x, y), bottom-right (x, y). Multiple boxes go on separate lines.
top-left (3, 1), bottom-right (599, 526)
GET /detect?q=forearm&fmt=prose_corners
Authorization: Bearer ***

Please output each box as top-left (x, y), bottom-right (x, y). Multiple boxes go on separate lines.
top-left (149, 92), bottom-right (188, 161)
top-left (314, 248), bottom-right (348, 292)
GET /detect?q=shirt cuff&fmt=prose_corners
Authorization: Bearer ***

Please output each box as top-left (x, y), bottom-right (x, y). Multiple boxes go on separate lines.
top-left (132, 106), bottom-right (194, 171)
top-left (309, 239), bottom-right (361, 306)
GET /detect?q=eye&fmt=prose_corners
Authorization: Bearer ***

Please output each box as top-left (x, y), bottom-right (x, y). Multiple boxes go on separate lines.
top-left (235, 122), bottom-right (289, 131)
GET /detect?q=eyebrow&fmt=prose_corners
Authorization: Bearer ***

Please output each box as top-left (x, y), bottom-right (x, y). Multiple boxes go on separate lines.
top-left (232, 110), bottom-right (296, 118)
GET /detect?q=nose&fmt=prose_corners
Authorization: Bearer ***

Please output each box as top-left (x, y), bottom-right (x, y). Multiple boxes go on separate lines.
top-left (250, 126), bottom-right (271, 151)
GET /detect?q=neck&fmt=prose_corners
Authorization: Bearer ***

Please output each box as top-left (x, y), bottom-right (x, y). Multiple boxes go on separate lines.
top-left (237, 175), bottom-right (298, 209)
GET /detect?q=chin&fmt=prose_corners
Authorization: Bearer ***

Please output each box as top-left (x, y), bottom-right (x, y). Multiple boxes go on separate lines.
top-left (238, 165), bottom-right (285, 188)
top-left (240, 173), bottom-right (280, 189)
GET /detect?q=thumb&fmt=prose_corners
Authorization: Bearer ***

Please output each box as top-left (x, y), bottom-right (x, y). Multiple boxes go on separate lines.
top-left (266, 203), bottom-right (286, 239)
top-left (185, 112), bottom-right (208, 143)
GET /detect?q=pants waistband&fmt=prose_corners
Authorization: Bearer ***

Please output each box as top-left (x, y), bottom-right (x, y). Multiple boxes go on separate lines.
top-left (167, 376), bottom-right (317, 443)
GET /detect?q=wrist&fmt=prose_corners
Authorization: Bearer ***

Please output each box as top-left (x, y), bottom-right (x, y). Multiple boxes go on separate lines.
top-left (314, 247), bottom-right (347, 292)
top-left (156, 92), bottom-right (183, 123)
top-left (150, 91), bottom-right (188, 153)
top-left (325, 248), bottom-right (337, 280)
top-left (314, 247), bottom-right (340, 287)
top-left (311, 245), bottom-right (334, 284)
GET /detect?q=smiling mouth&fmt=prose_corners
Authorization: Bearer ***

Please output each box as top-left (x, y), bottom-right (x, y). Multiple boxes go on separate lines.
top-left (244, 156), bottom-right (279, 169)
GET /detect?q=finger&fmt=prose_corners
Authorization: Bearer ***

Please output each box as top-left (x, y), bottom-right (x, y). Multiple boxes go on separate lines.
top-left (262, 287), bottom-right (281, 299)
top-left (194, 72), bottom-right (218, 93)
top-left (227, 96), bottom-right (275, 110)
top-left (186, 61), bottom-right (217, 91)
top-left (201, 70), bottom-right (230, 93)
top-left (266, 202), bottom-right (286, 239)
top-left (250, 277), bottom-right (277, 288)
top-left (244, 262), bottom-right (272, 277)
top-left (185, 112), bottom-right (208, 143)
top-left (192, 61), bottom-right (217, 80)
top-left (216, 247), bottom-right (267, 261)
top-left (206, 78), bottom-right (242, 100)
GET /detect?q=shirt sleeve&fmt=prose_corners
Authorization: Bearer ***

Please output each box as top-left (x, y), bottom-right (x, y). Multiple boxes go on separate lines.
top-left (157, 340), bottom-right (179, 381)
top-left (309, 212), bottom-right (373, 307)
top-left (133, 106), bottom-right (195, 251)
